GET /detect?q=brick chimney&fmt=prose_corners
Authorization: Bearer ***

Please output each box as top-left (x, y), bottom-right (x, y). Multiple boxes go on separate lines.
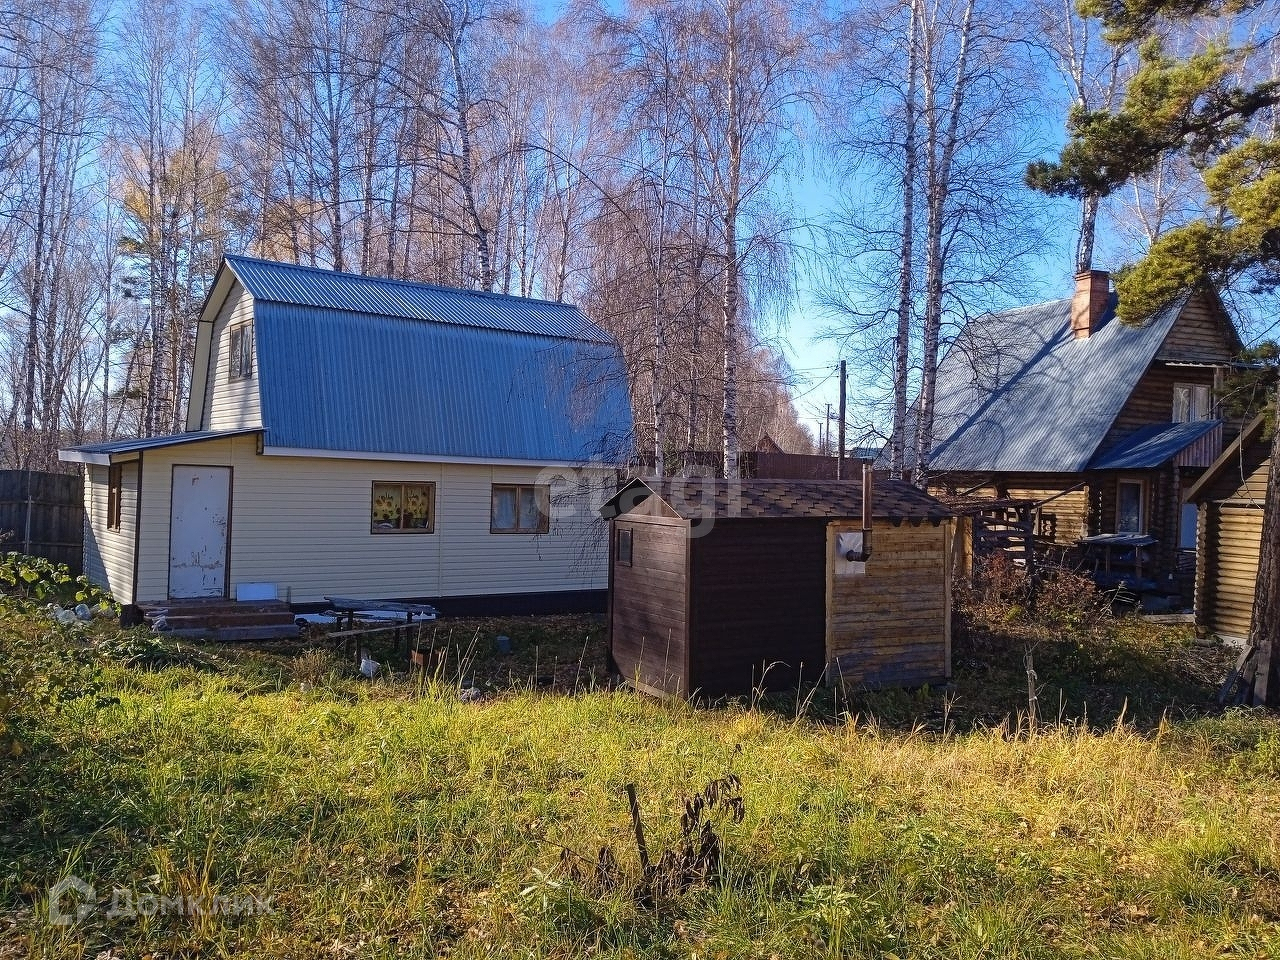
top-left (1071, 269), bottom-right (1110, 339)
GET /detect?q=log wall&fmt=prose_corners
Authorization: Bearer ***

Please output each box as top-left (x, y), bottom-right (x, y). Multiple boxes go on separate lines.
top-left (1194, 424), bottom-right (1270, 643)
top-left (1197, 503), bottom-right (1263, 642)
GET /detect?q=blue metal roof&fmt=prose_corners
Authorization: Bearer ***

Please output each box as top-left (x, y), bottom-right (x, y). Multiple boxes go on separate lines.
top-left (254, 303), bottom-right (632, 461)
top-left (1087, 419), bottom-right (1221, 470)
top-left (225, 255), bottom-right (611, 343)
top-left (216, 257), bottom-right (633, 463)
top-left (919, 293), bottom-right (1187, 473)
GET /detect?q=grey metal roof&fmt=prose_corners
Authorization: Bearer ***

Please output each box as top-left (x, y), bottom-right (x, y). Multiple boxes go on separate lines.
top-left (1087, 420), bottom-right (1222, 471)
top-left (919, 293), bottom-right (1187, 473)
top-left (600, 478), bottom-right (954, 522)
top-left (225, 255), bottom-right (611, 343)
top-left (215, 258), bottom-right (633, 463)
top-left (62, 429), bottom-right (258, 459)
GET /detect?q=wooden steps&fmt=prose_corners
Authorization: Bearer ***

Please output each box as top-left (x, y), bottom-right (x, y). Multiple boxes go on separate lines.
top-left (139, 599), bottom-right (300, 642)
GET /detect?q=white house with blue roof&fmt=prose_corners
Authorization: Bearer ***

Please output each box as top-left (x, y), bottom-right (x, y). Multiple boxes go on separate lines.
top-left (59, 256), bottom-right (633, 608)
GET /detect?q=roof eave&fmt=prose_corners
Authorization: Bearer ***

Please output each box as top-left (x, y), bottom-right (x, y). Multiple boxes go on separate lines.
top-left (1185, 412), bottom-right (1268, 503)
top-left (58, 449), bottom-right (113, 466)
top-left (58, 429), bottom-right (261, 464)
top-left (264, 445), bottom-right (622, 469)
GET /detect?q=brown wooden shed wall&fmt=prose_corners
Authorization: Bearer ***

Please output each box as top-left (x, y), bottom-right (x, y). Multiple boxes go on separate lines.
top-left (826, 520), bottom-right (952, 689)
top-left (609, 516), bottom-right (690, 696)
top-left (686, 519), bottom-right (827, 697)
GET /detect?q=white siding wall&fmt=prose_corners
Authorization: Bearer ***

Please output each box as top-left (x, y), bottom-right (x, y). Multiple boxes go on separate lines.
top-left (130, 435), bottom-right (611, 602)
top-left (202, 283), bottom-right (261, 431)
top-left (82, 461), bottom-right (139, 604)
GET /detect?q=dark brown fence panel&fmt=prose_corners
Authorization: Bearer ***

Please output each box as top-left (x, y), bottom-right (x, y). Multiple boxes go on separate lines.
top-left (0, 470), bottom-right (84, 571)
top-left (746, 453), bottom-right (840, 480)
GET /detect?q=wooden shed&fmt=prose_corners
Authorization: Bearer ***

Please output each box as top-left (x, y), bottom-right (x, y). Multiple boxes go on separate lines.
top-left (600, 477), bottom-right (957, 698)
top-left (1186, 413), bottom-right (1270, 644)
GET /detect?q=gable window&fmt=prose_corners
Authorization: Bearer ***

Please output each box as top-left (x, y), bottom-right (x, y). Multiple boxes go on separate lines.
top-left (1172, 383), bottom-right (1211, 422)
top-left (229, 322), bottom-right (254, 380)
top-left (1116, 480), bottom-right (1146, 534)
top-left (616, 527), bottom-right (633, 566)
top-left (491, 484), bottom-right (549, 534)
top-left (107, 463), bottom-right (123, 530)
top-left (371, 481), bottom-right (435, 533)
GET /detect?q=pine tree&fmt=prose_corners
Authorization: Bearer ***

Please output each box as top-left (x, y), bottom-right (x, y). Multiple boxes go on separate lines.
top-left (1028, 0), bottom-right (1280, 703)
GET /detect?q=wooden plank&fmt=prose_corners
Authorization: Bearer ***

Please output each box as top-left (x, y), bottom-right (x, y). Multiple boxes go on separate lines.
top-left (1218, 645), bottom-right (1256, 705)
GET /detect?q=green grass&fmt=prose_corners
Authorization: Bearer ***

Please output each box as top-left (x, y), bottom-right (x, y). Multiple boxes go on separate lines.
top-left (1, 601), bottom-right (1278, 959)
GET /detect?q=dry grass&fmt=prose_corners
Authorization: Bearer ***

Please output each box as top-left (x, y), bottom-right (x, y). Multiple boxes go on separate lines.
top-left (1, 600), bottom-right (1277, 959)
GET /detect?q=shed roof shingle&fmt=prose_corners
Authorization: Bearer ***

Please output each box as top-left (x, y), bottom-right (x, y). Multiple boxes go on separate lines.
top-left (601, 478), bottom-right (954, 522)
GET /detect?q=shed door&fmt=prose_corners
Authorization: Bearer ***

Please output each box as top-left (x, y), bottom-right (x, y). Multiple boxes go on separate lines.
top-left (168, 465), bottom-right (231, 599)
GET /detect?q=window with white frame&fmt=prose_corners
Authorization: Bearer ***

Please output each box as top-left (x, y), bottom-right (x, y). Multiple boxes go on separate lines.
top-left (1172, 382), bottom-right (1211, 422)
top-left (490, 484), bottom-right (549, 534)
top-left (229, 322), bottom-right (254, 380)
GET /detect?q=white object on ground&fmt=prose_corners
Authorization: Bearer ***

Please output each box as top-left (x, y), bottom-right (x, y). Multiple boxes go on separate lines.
top-left (235, 582), bottom-right (278, 602)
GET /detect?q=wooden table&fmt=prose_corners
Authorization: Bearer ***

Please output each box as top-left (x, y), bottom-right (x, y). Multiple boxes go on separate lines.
top-left (324, 597), bottom-right (439, 630)
top-left (323, 597), bottom-right (439, 665)
top-left (1077, 534), bottom-right (1158, 590)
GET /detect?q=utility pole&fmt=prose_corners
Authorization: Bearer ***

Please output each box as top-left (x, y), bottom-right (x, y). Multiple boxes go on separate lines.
top-left (837, 359), bottom-right (847, 480)
top-left (825, 403), bottom-right (831, 457)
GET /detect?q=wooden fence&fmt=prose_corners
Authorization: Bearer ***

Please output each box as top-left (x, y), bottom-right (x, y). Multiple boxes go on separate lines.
top-left (0, 469), bottom-right (83, 571)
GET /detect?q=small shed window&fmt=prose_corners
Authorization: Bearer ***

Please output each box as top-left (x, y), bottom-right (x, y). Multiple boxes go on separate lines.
top-left (229, 322), bottom-right (254, 380)
top-left (371, 481), bottom-right (435, 533)
top-left (616, 527), bottom-right (633, 566)
top-left (1116, 480), bottom-right (1146, 534)
top-left (107, 463), bottom-right (123, 530)
top-left (491, 484), bottom-right (549, 533)
top-left (1172, 383), bottom-right (1211, 422)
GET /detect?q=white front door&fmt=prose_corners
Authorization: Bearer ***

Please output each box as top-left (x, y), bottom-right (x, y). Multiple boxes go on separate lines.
top-left (168, 465), bottom-right (231, 599)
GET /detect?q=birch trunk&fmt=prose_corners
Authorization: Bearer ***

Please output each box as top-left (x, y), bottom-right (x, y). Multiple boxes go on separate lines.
top-left (913, 0), bottom-right (975, 487)
top-left (891, 0), bottom-right (919, 481)
top-left (720, 0), bottom-right (742, 481)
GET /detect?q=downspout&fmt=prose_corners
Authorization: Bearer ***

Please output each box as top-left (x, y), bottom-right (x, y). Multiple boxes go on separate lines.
top-left (861, 459), bottom-right (874, 560)
top-left (130, 451), bottom-right (143, 605)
